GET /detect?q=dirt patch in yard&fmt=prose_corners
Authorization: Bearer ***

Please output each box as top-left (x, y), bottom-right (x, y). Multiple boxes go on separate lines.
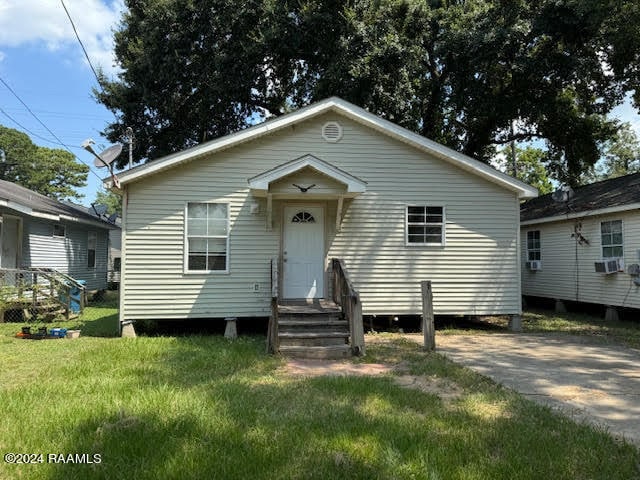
top-left (281, 359), bottom-right (393, 377)
top-left (280, 359), bottom-right (463, 401)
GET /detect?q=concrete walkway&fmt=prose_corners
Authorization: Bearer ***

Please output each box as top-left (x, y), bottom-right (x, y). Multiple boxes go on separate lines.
top-left (433, 334), bottom-right (640, 446)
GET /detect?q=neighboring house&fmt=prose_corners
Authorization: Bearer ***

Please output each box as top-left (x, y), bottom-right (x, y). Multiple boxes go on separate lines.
top-left (107, 97), bottom-right (537, 327)
top-left (64, 201), bottom-right (122, 288)
top-left (107, 216), bottom-right (122, 287)
top-left (0, 179), bottom-right (117, 291)
top-left (521, 173), bottom-right (640, 314)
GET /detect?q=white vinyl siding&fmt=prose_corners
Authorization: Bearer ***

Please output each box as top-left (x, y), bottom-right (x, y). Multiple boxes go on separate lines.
top-left (185, 202), bottom-right (229, 273)
top-left (406, 206), bottom-right (445, 246)
top-left (526, 230), bottom-right (541, 261)
top-left (522, 211), bottom-right (640, 309)
top-left (601, 220), bottom-right (623, 259)
top-left (121, 113), bottom-right (522, 320)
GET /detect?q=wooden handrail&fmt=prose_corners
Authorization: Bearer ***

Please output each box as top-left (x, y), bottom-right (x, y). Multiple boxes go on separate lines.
top-left (32, 267), bottom-right (87, 315)
top-left (0, 267), bottom-right (85, 318)
top-left (266, 257), bottom-right (279, 354)
top-left (331, 258), bottom-right (365, 355)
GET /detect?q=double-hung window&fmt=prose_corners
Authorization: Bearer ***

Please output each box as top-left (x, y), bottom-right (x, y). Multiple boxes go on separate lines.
top-left (526, 231), bottom-right (541, 262)
top-left (601, 220), bottom-right (623, 259)
top-left (186, 202), bottom-right (229, 272)
top-left (87, 232), bottom-right (97, 268)
top-left (406, 206), bottom-right (445, 245)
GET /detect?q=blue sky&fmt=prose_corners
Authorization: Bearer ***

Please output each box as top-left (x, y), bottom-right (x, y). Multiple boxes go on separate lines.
top-left (0, 0), bottom-right (639, 206)
top-left (0, 0), bottom-right (124, 205)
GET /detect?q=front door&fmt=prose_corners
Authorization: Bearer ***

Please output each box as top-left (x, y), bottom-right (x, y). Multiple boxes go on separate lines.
top-left (283, 205), bottom-right (324, 299)
top-left (0, 215), bottom-right (21, 269)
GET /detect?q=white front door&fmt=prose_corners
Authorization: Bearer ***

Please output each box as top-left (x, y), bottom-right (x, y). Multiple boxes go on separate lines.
top-left (283, 205), bottom-right (325, 299)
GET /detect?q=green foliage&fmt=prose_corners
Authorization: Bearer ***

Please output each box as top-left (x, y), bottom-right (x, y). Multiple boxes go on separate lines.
top-left (98, 0), bottom-right (639, 186)
top-left (597, 122), bottom-right (640, 179)
top-left (94, 189), bottom-right (122, 215)
top-left (497, 145), bottom-right (554, 194)
top-left (0, 126), bottom-right (88, 201)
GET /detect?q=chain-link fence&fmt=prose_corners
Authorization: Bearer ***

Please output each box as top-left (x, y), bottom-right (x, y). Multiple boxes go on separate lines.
top-left (1, 268), bottom-right (119, 337)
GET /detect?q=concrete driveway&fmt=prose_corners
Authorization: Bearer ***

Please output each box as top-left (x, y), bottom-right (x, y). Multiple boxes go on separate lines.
top-left (435, 334), bottom-right (640, 446)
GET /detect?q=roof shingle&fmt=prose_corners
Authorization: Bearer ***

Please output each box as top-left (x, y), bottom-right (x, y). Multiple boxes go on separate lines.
top-left (521, 172), bottom-right (640, 222)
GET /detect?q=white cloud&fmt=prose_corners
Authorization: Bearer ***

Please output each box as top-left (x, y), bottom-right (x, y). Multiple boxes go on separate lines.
top-left (0, 51), bottom-right (5, 62)
top-left (0, 0), bottom-right (124, 75)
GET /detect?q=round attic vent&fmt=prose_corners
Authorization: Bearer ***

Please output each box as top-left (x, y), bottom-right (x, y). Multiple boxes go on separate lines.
top-left (322, 121), bottom-right (343, 143)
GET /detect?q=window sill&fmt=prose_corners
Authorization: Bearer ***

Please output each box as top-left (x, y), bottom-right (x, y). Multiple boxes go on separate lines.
top-left (405, 242), bottom-right (445, 247)
top-left (183, 270), bottom-right (230, 275)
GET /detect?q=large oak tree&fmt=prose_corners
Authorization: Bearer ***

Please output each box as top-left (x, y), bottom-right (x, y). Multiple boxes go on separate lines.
top-left (97, 0), bottom-right (640, 186)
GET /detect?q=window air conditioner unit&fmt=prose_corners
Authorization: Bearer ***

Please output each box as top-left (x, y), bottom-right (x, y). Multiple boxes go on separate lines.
top-left (526, 260), bottom-right (541, 271)
top-left (594, 259), bottom-right (621, 274)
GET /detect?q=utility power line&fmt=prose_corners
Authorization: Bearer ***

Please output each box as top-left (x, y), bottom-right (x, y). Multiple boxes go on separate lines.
top-left (0, 108), bottom-right (70, 147)
top-left (0, 75), bottom-right (104, 182)
top-left (60, 0), bottom-right (104, 92)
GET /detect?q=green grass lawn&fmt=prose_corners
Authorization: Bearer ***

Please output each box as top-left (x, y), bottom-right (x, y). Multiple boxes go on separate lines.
top-left (0, 290), bottom-right (120, 339)
top-left (0, 309), bottom-right (638, 479)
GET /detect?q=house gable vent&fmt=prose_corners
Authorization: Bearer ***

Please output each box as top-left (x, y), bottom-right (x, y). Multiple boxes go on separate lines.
top-left (322, 121), bottom-right (343, 143)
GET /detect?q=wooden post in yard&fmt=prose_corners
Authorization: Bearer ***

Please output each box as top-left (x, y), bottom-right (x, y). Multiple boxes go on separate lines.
top-left (421, 281), bottom-right (435, 351)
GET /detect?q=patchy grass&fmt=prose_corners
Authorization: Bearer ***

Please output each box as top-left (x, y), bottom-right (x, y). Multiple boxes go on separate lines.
top-left (438, 309), bottom-right (640, 349)
top-left (0, 331), bottom-right (638, 479)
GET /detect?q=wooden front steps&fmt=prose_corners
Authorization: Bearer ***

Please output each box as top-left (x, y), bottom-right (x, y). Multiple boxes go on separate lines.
top-left (277, 299), bottom-right (352, 359)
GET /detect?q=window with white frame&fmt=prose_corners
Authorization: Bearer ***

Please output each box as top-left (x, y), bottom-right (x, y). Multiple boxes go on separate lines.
top-left (601, 220), bottom-right (623, 259)
top-left (186, 202), bottom-right (229, 272)
top-left (526, 230), bottom-right (541, 261)
top-left (406, 206), bottom-right (445, 245)
top-left (87, 232), bottom-right (97, 268)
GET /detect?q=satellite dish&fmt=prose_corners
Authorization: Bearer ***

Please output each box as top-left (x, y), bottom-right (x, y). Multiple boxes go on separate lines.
top-left (107, 213), bottom-right (118, 223)
top-left (551, 186), bottom-right (574, 203)
top-left (82, 138), bottom-right (123, 190)
top-left (92, 204), bottom-right (108, 216)
top-left (93, 144), bottom-right (123, 168)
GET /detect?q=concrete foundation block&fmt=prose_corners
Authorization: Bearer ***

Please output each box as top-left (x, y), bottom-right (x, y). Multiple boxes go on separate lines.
top-left (605, 306), bottom-right (619, 322)
top-left (508, 315), bottom-right (522, 332)
top-left (554, 299), bottom-right (567, 313)
top-left (121, 321), bottom-right (136, 338)
top-left (224, 317), bottom-right (238, 340)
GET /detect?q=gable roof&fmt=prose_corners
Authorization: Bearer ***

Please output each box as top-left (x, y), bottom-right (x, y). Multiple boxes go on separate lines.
top-left (108, 97), bottom-right (537, 199)
top-left (248, 154), bottom-right (367, 196)
top-left (521, 172), bottom-right (640, 225)
top-left (0, 179), bottom-right (117, 229)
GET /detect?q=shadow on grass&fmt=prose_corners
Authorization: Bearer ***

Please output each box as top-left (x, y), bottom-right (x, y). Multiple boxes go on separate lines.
top-left (75, 311), bottom-right (119, 338)
top-left (45, 337), bottom-right (640, 480)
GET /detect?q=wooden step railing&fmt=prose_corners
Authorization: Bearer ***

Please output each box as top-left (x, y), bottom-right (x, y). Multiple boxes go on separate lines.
top-left (331, 258), bottom-right (365, 355)
top-left (267, 257), bottom-right (279, 354)
top-left (0, 267), bottom-right (86, 320)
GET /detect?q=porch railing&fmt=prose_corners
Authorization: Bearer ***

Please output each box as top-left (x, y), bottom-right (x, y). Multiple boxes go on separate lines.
top-left (331, 258), bottom-right (365, 355)
top-left (0, 267), bottom-right (86, 321)
top-left (266, 257), bottom-right (279, 354)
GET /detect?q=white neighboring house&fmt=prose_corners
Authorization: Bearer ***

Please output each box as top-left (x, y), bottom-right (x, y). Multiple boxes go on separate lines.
top-left (105, 97), bottom-right (537, 327)
top-left (521, 173), bottom-right (640, 313)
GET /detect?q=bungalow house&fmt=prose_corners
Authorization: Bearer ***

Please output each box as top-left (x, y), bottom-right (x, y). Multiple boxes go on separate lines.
top-left (107, 97), bottom-right (537, 355)
top-left (520, 173), bottom-right (640, 319)
top-left (0, 179), bottom-right (117, 291)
